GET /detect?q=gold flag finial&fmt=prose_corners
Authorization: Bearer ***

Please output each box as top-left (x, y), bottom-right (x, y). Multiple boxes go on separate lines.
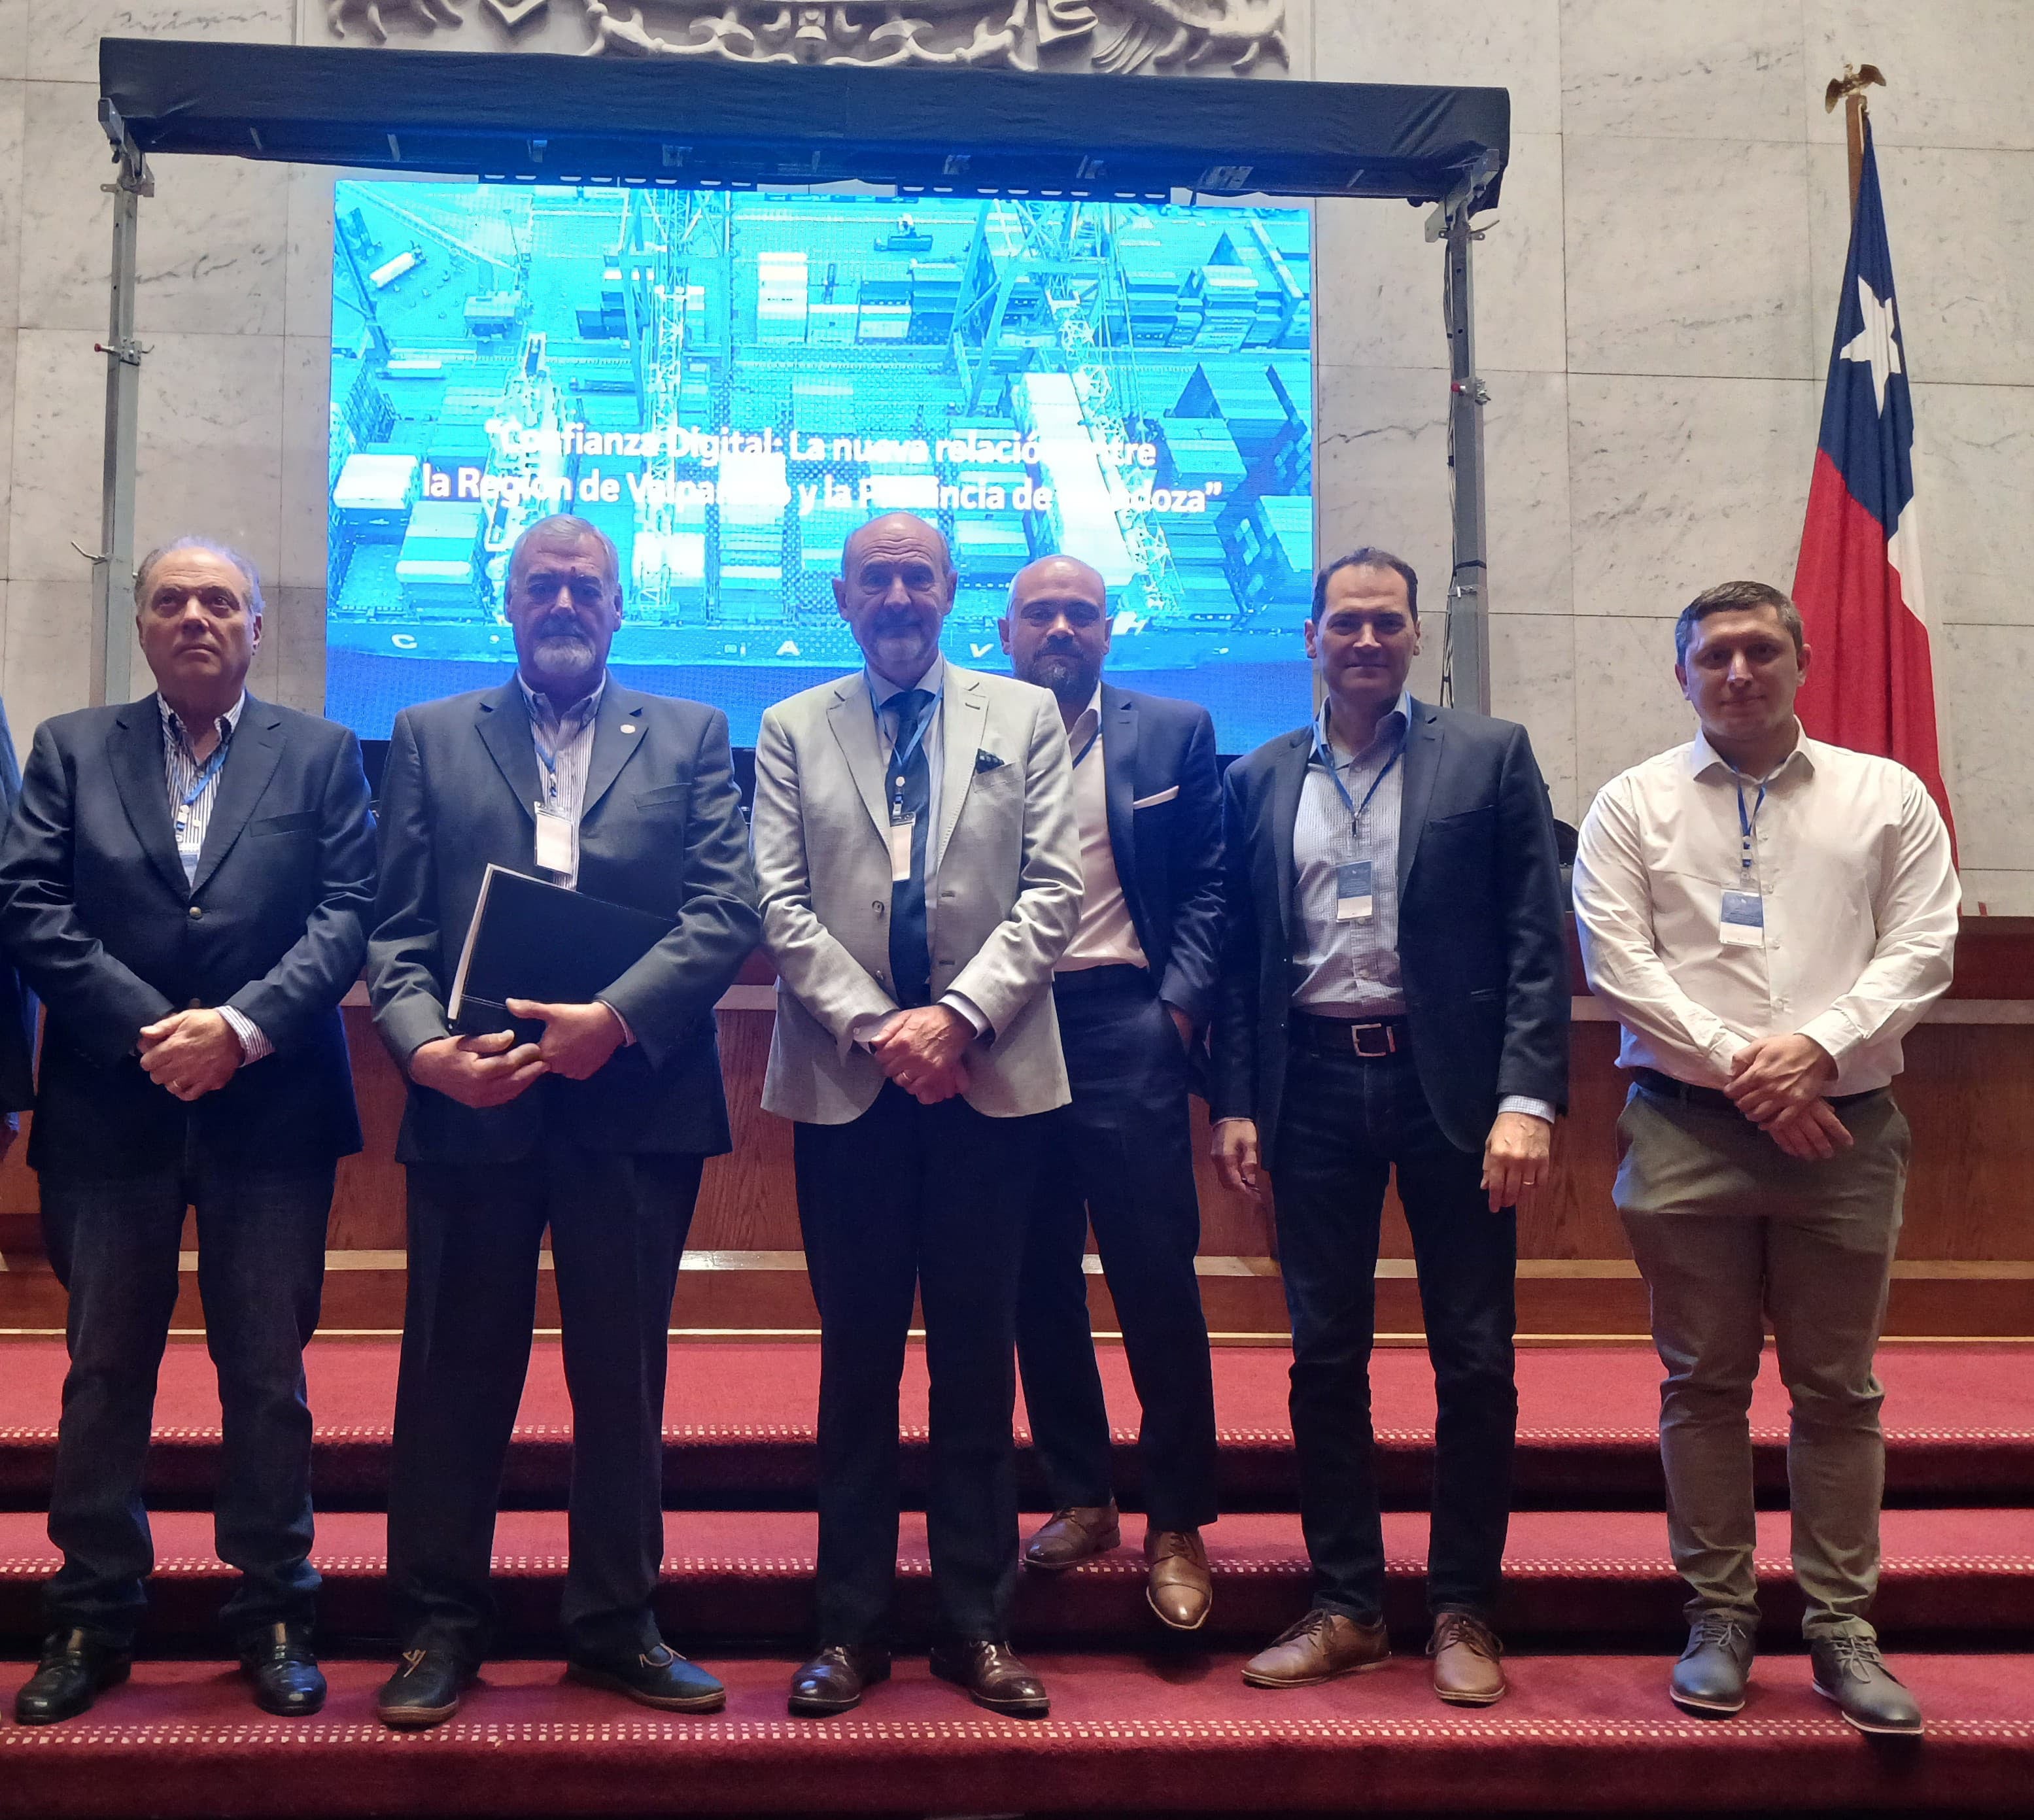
top-left (1824, 62), bottom-right (1886, 113)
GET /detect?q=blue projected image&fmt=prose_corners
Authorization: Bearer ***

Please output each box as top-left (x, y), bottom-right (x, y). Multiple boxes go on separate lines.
top-left (324, 181), bottom-right (1317, 749)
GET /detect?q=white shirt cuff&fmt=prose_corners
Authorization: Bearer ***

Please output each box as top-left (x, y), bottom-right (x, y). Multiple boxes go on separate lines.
top-left (1497, 1095), bottom-right (1555, 1125)
top-left (596, 999), bottom-right (637, 1047)
top-left (940, 992), bottom-right (991, 1039)
top-left (218, 1005), bottom-right (270, 1065)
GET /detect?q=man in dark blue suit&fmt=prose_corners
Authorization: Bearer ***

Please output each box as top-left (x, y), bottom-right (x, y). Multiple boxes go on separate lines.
top-left (1001, 555), bottom-right (1225, 1631)
top-left (0, 539), bottom-right (377, 1725)
top-left (1211, 549), bottom-right (1567, 1706)
top-left (367, 515), bottom-right (760, 1728)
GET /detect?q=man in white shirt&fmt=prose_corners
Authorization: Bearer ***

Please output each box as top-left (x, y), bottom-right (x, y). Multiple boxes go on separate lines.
top-left (1572, 579), bottom-right (1958, 1737)
top-left (999, 556), bottom-right (1225, 1633)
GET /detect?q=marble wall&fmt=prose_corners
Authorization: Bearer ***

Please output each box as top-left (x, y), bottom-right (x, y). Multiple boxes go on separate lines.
top-left (1, 1), bottom-right (2029, 905)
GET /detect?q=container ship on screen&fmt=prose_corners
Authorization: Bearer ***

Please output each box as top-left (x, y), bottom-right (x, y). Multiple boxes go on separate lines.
top-left (324, 182), bottom-right (1317, 744)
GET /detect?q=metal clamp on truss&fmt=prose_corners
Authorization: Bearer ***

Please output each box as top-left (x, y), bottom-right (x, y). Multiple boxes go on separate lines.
top-left (97, 101), bottom-right (157, 199)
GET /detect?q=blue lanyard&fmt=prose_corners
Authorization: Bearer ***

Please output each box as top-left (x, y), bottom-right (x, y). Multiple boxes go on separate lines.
top-left (1072, 725), bottom-right (1101, 769)
top-left (177, 738), bottom-right (231, 811)
top-left (1732, 772), bottom-right (1768, 879)
top-left (1313, 708), bottom-right (1404, 828)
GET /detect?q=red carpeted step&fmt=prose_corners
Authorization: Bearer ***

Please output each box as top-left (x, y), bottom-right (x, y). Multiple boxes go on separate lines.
top-left (3, 1651), bottom-right (2031, 1815)
top-left (3, 1507), bottom-right (2028, 1651)
top-left (1, 1339), bottom-right (2031, 1511)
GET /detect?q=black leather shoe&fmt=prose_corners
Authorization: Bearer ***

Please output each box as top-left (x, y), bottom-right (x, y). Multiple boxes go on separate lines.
top-left (239, 1622), bottom-right (327, 1717)
top-left (929, 1640), bottom-right (1050, 1719)
top-left (566, 1642), bottom-right (726, 1712)
top-left (1811, 1634), bottom-right (1923, 1736)
top-left (788, 1643), bottom-right (892, 1717)
top-left (13, 1628), bottom-right (131, 1726)
top-left (1670, 1614), bottom-right (1755, 1717)
top-left (375, 1647), bottom-right (472, 1730)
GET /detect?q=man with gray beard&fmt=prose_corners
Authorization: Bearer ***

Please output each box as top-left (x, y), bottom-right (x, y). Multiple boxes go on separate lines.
top-left (367, 515), bottom-right (759, 1728)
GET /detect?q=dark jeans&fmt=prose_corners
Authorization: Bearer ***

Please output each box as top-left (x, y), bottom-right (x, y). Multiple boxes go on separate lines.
top-left (40, 1159), bottom-right (336, 1644)
top-left (1016, 971), bottom-right (1218, 1531)
top-left (795, 1082), bottom-right (1043, 1646)
top-left (1273, 1041), bottom-right (1517, 1622)
top-left (388, 1136), bottom-right (704, 1664)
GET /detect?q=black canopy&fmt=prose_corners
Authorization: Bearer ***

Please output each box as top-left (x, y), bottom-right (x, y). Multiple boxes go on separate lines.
top-left (99, 37), bottom-right (1507, 207)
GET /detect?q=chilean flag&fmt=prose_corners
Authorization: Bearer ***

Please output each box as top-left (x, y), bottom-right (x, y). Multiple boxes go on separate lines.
top-left (1792, 120), bottom-right (1957, 850)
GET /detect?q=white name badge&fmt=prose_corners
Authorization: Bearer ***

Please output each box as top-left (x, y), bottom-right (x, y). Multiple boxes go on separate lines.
top-left (1336, 859), bottom-right (1375, 923)
top-left (1719, 889), bottom-right (1765, 947)
top-left (534, 806), bottom-right (575, 876)
top-left (888, 813), bottom-right (916, 885)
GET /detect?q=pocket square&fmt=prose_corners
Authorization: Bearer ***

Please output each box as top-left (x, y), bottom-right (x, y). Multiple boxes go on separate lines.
top-left (1131, 784), bottom-right (1180, 808)
top-left (974, 749), bottom-right (1007, 772)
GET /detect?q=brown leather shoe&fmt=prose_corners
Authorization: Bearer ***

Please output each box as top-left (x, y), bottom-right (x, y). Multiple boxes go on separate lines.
top-left (1428, 1612), bottom-right (1507, 1706)
top-left (1241, 1609), bottom-right (1390, 1688)
top-left (1145, 1528), bottom-right (1213, 1631)
top-left (1024, 1503), bottom-right (1121, 1569)
top-left (787, 1643), bottom-right (891, 1717)
top-left (928, 1640), bottom-right (1050, 1718)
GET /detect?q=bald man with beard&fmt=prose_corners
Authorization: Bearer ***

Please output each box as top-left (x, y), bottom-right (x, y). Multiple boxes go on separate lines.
top-left (999, 556), bottom-right (1226, 1634)
top-left (752, 513), bottom-right (1081, 1719)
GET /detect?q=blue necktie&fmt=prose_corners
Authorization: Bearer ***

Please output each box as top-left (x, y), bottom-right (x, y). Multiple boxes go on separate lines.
top-left (886, 689), bottom-right (935, 1008)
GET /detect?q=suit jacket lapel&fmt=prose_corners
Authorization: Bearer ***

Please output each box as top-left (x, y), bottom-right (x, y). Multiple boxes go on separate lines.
top-left (825, 676), bottom-right (891, 844)
top-left (579, 681), bottom-right (647, 822)
top-left (1269, 729), bottom-right (1310, 946)
top-left (476, 681), bottom-right (542, 823)
top-left (190, 697), bottom-right (284, 895)
top-left (107, 697), bottom-right (188, 899)
top-left (1100, 681), bottom-right (1143, 928)
top-left (1397, 696), bottom-right (1443, 893)
top-left (934, 670), bottom-right (988, 874)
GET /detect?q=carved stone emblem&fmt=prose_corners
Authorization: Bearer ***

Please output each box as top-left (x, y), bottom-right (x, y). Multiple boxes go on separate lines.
top-left (321, 0), bottom-right (1288, 74)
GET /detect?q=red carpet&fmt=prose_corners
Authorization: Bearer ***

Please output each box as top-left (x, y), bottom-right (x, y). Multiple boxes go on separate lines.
top-left (3, 1339), bottom-right (2029, 1509)
top-left (3, 1653), bottom-right (2031, 1816)
top-left (2, 1338), bottom-right (2031, 1810)
top-left (1, 1507), bottom-right (2030, 1648)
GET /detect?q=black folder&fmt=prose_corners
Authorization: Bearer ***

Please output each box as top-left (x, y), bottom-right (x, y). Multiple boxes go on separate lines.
top-left (447, 864), bottom-right (674, 1037)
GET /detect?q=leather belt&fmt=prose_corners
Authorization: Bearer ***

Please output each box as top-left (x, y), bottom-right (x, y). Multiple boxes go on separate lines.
top-left (1289, 1012), bottom-right (1409, 1059)
top-left (1632, 1067), bottom-right (1886, 1114)
top-left (1052, 964), bottom-right (1153, 999)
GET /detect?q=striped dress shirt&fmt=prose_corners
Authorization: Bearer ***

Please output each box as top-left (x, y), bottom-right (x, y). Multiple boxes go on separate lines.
top-left (158, 693), bottom-right (271, 1064)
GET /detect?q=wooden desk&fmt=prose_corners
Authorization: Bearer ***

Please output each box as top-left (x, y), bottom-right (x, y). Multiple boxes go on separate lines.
top-left (3, 921), bottom-right (2029, 1341)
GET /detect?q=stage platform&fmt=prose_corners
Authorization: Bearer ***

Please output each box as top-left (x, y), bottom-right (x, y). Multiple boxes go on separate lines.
top-left (1, 1338), bottom-right (2031, 1813)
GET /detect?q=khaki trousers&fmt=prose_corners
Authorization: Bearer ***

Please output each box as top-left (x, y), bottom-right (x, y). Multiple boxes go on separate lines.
top-left (1615, 1082), bottom-right (1908, 1640)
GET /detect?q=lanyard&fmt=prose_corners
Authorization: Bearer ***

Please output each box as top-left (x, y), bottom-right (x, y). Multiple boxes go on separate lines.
top-left (1072, 724), bottom-right (1101, 770)
top-left (1313, 708), bottom-right (1404, 829)
top-left (1732, 772), bottom-right (1769, 879)
top-left (177, 736), bottom-right (231, 811)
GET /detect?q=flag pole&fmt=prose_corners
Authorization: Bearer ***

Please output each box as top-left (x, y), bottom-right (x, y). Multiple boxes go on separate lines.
top-left (1824, 63), bottom-right (1886, 220)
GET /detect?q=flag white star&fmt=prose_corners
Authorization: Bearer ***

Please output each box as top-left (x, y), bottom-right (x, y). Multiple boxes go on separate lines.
top-left (1839, 274), bottom-right (1903, 414)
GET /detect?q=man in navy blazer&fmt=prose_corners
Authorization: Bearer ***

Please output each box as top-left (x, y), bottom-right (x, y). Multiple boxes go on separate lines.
top-left (0, 539), bottom-right (375, 1725)
top-left (1210, 549), bottom-right (1567, 1706)
top-left (1000, 555), bottom-right (1226, 1630)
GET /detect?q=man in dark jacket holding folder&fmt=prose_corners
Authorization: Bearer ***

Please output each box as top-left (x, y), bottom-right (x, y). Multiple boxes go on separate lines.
top-left (366, 515), bottom-right (760, 1728)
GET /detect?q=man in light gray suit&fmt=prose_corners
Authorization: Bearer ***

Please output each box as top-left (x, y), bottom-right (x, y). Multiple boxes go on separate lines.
top-left (753, 511), bottom-right (1081, 1721)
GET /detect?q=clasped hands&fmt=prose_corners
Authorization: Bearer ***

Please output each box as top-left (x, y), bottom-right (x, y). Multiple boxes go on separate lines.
top-left (409, 999), bottom-right (625, 1108)
top-left (870, 1004), bottom-right (974, 1105)
top-left (1726, 1033), bottom-right (1852, 1160)
top-left (137, 1008), bottom-right (245, 1102)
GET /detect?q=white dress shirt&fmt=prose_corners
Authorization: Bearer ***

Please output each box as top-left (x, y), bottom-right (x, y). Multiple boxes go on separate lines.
top-left (517, 672), bottom-right (634, 1044)
top-left (1055, 686), bottom-right (1150, 976)
top-left (1572, 724), bottom-right (1959, 1093)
